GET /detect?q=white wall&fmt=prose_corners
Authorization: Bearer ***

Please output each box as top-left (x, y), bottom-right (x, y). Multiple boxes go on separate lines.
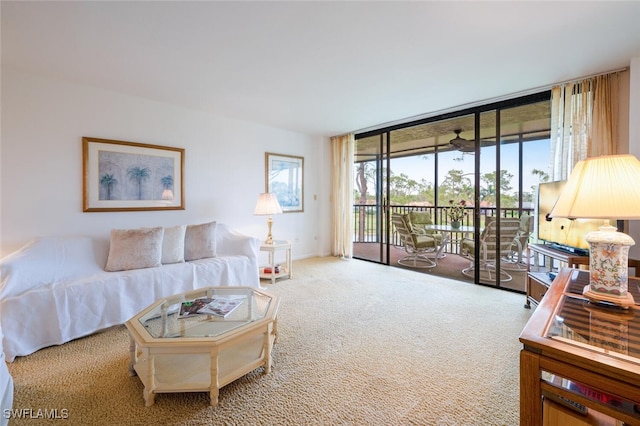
top-left (0, 68), bottom-right (332, 260)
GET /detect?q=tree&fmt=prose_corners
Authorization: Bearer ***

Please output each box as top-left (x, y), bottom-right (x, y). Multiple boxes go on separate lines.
top-left (355, 164), bottom-right (434, 206)
top-left (415, 178), bottom-right (435, 205)
top-left (439, 169), bottom-right (473, 202)
top-left (161, 175), bottom-right (173, 189)
top-left (480, 170), bottom-right (513, 206)
top-left (100, 173), bottom-right (117, 200)
top-left (355, 162), bottom-right (376, 240)
top-left (389, 173), bottom-right (420, 204)
top-left (521, 168), bottom-right (551, 205)
top-left (531, 168), bottom-right (549, 183)
top-left (355, 162), bottom-right (370, 204)
top-left (127, 166), bottom-right (150, 200)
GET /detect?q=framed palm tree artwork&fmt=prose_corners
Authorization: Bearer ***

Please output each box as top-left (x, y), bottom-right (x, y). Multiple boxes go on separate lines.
top-left (83, 137), bottom-right (184, 212)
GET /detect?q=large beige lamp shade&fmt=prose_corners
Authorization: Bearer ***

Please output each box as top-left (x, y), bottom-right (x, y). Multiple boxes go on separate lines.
top-left (550, 154), bottom-right (640, 307)
top-left (254, 193), bottom-right (283, 245)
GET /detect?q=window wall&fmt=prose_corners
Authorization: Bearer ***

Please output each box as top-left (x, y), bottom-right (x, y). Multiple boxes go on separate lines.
top-left (352, 92), bottom-right (551, 292)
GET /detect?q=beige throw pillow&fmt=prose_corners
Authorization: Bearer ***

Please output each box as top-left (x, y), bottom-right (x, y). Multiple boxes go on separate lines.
top-left (184, 221), bottom-right (217, 261)
top-left (161, 225), bottom-right (186, 264)
top-left (105, 227), bottom-right (164, 272)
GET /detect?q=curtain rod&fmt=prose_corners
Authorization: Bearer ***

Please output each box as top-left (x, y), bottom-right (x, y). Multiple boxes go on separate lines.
top-left (352, 66), bottom-right (628, 136)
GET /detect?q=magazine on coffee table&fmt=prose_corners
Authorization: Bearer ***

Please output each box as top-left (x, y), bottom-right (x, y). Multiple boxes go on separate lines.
top-left (178, 298), bottom-right (214, 318)
top-left (198, 296), bottom-right (244, 318)
top-left (179, 296), bottom-right (244, 318)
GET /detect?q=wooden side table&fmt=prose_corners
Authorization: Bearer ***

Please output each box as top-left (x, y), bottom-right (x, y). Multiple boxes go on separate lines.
top-left (259, 240), bottom-right (292, 284)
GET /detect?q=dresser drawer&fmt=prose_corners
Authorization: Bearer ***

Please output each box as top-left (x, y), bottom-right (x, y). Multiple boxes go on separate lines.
top-left (528, 276), bottom-right (549, 305)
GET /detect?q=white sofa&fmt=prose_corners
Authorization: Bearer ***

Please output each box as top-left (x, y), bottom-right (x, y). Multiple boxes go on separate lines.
top-left (0, 222), bottom-right (260, 362)
top-left (0, 323), bottom-right (13, 425)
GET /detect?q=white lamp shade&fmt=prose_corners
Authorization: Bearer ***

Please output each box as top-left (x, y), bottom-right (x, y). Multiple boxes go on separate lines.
top-left (254, 193), bottom-right (283, 216)
top-left (550, 154), bottom-right (640, 220)
top-left (548, 154), bottom-right (640, 307)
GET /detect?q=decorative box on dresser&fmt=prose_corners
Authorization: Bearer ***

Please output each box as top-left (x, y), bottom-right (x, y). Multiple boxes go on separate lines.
top-left (519, 268), bottom-right (640, 426)
top-left (525, 243), bottom-right (589, 309)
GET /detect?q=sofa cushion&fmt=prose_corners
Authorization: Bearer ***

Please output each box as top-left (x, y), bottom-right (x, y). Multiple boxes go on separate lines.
top-left (185, 221), bottom-right (217, 261)
top-left (409, 211), bottom-right (433, 227)
top-left (105, 227), bottom-right (164, 272)
top-left (161, 225), bottom-right (186, 264)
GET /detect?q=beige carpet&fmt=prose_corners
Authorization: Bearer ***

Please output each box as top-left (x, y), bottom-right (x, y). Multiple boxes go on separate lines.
top-left (7, 257), bottom-right (533, 425)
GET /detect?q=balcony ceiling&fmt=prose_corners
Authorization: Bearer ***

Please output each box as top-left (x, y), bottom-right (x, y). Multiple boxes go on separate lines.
top-left (356, 100), bottom-right (551, 160)
top-left (2, 2), bottom-right (640, 137)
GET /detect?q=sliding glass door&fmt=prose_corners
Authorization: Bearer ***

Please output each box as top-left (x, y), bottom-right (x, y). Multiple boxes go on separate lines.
top-left (353, 93), bottom-right (551, 293)
top-left (354, 133), bottom-right (389, 264)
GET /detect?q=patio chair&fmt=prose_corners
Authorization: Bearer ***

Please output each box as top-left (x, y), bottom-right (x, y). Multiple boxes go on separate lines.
top-left (408, 211), bottom-right (445, 256)
top-left (391, 213), bottom-right (442, 269)
top-left (459, 216), bottom-right (522, 281)
top-left (503, 213), bottom-right (533, 271)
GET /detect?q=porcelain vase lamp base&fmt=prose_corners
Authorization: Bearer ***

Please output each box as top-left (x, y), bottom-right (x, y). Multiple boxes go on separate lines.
top-left (584, 225), bottom-right (636, 309)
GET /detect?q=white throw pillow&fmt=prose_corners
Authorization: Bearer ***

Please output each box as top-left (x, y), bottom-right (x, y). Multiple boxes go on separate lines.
top-left (184, 221), bottom-right (217, 261)
top-left (162, 225), bottom-right (186, 264)
top-left (105, 227), bottom-right (164, 272)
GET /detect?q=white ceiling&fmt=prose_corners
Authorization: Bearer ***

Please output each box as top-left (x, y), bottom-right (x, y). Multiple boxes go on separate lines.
top-left (3, 1), bottom-right (640, 137)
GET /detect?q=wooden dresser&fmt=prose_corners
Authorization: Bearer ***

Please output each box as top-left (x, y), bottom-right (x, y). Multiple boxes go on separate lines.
top-left (519, 268), bottom-right (640, 425)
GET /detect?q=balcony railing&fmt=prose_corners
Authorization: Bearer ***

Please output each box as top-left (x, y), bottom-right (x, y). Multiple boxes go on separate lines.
top-left (353, 204), bottom-right (533, 246)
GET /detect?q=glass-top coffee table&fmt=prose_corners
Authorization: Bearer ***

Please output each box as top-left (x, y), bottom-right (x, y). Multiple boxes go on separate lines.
top-left (125, 286), bottom-right (279, 406)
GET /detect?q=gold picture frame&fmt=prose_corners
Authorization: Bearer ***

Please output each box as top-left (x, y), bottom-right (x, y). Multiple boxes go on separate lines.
top-left (83, 137), bottom-right (185, 212)
top-left (265, 152), bottom-right (304, 213)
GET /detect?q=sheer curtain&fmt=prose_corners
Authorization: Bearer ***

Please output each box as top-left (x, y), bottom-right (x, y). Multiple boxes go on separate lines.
top-left (331, 133), bottom-right (354, 258)
top-left (549, 72), bottom-right (620, 179)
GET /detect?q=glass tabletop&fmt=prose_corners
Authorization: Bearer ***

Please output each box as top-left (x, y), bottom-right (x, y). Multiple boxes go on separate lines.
top-left (426, 224), bottom-right (475, 233)
top-left (137, 287), bottom-right (274, 339)
top-left (545, 270), bottom-right (640, 364)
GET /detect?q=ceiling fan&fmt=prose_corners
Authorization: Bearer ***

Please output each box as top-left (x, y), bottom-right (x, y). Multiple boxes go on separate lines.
top-left (449, 129), bottom-right (475, 153)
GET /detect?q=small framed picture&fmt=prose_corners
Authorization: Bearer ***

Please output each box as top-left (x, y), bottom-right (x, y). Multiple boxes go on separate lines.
top-left (265, 152), bottom-right (304, 213)
top-left (83, 137), bottom-right (184, 212)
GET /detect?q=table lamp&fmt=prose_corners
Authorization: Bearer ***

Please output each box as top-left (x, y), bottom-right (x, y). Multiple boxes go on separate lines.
top-left (254, 192), bottom-right (283, 245)
top-left (550, 154), bottom-right (640, 308)
top-left (161, 189), bottom-right (174, 200)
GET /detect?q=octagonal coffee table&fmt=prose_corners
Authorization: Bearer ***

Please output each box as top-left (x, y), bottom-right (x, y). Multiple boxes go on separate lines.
top-left (125, 286), bottom-right (279, 406)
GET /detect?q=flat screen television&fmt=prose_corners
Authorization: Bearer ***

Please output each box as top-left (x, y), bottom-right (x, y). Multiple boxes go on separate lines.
top-left (537, 180), bottom-right (622, 256)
